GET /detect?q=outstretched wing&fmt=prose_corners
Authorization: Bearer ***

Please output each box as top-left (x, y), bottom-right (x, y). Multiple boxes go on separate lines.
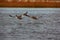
top-left (23, 11), bottom-right (28, 15)
top-left (23, 12), bottom-right (31, 17)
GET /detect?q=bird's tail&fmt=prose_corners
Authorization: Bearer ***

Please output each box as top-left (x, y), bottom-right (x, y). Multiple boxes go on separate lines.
top-left (9, 14), bottom-right (13, 17)
top-left (9, 14), bottom-right (16, 18)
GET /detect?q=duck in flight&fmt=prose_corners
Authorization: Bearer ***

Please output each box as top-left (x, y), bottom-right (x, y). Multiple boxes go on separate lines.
top-left (23, 12), bottom-right (38, 20)
top-left (15, 15), bottom-right (22, 20)
top-left (9, 14), bottom-right (23, 20)
top-left (9, 12), bottom-right (38, 20)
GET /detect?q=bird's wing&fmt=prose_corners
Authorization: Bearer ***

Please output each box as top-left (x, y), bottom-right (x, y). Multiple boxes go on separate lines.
top-left (23, 11), bottom-right (28, 15)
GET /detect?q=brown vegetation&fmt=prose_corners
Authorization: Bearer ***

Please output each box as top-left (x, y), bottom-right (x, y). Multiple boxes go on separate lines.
top-left (0, 2), bottom-right (60, 8)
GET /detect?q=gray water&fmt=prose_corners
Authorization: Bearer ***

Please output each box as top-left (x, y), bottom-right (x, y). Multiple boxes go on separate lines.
top-left (0, 8), bottom-right (60, 40)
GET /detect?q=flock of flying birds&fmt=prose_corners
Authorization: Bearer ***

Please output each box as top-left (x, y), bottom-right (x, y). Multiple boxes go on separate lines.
top-left (9, 12), bottom-right (39, 20)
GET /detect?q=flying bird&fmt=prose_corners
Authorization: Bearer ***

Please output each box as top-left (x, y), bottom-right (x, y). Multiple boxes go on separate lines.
top-left (23, 12), bottom-right (38, 20)
top-left (15, 15), bottom-right (23, 20)
top-left (9, 14), bottom-right (23, 20)
top-left (9, 12), bottom-right (38, 20)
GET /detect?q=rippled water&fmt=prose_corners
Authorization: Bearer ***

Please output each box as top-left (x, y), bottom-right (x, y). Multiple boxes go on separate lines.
top-left (0, 8), bottom-right (60, 40)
